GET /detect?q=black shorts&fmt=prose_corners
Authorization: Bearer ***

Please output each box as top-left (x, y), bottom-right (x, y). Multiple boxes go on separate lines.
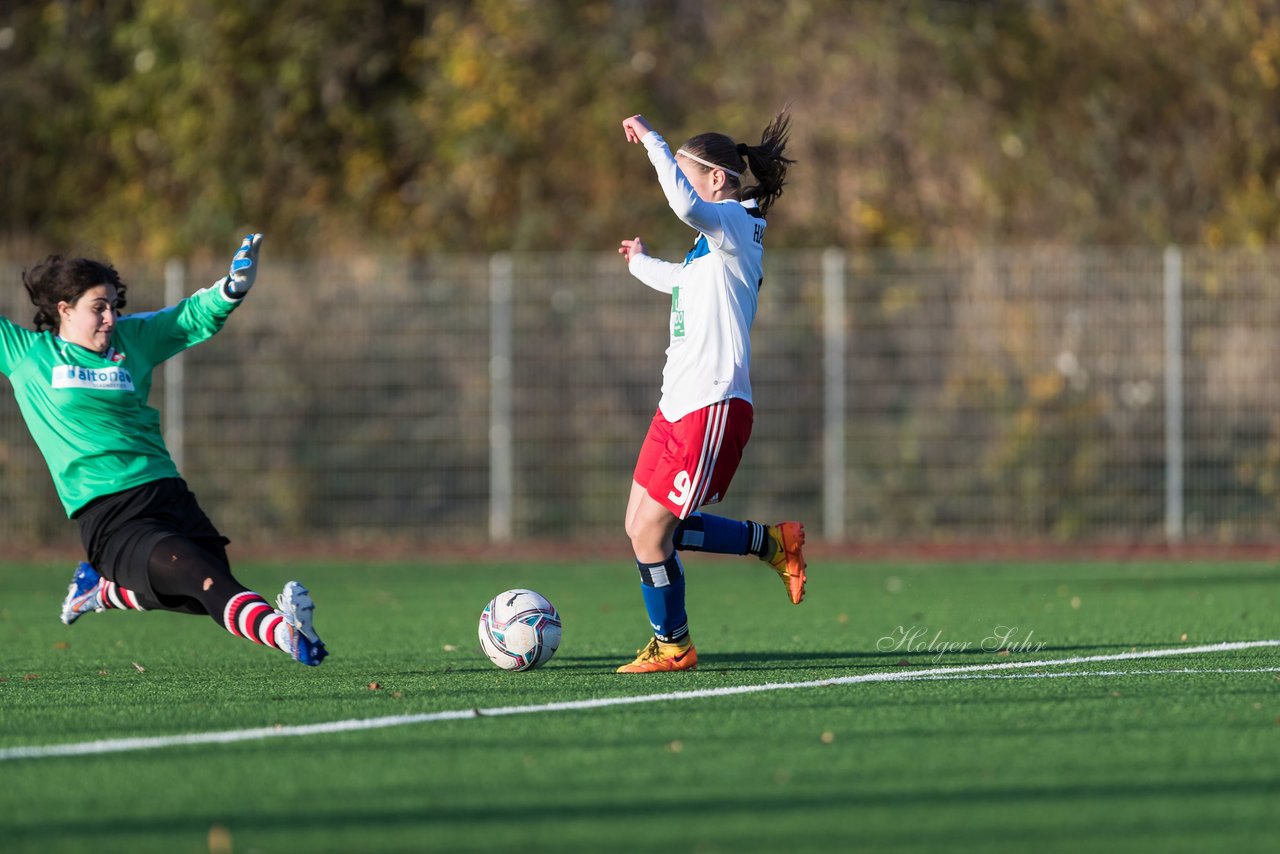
top-left (75, 477), bottom-right (231, 601)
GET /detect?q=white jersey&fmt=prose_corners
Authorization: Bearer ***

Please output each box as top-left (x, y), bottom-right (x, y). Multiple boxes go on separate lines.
top-left (628, 130), bottom-right (766, 422)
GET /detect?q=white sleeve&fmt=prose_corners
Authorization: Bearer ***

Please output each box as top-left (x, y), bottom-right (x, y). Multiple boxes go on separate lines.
top-left (642, 131), bottom-right (730, 245)
top-left (627, 253), bottom-right (680, 294)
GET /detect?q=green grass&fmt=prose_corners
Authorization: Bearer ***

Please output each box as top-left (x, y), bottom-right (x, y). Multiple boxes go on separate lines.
top-left (1, 557), bottom-right (1278, 853)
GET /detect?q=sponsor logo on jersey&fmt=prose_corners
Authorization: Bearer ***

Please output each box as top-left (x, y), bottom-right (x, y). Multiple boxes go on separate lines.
top-left (671, 286), bottom-right (686, 339)
top-left (52, 364), bottom-right (135, 391)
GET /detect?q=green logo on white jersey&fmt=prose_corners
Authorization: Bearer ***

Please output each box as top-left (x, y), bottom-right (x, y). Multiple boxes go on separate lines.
top-left (671, 286), bottom-right (686, 339)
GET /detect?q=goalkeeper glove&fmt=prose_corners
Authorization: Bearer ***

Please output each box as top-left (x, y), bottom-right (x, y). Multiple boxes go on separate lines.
top-left (222, 233), bottom-right (263, 299)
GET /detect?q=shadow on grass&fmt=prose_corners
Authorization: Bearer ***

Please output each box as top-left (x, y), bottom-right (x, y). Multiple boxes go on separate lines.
top-left (7, 776), bottom-right (1278, 843)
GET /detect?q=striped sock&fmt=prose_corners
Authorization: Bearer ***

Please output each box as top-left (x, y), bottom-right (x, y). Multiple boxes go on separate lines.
top-left (745, 521), bottom-right (770, 557)
top-left (674, 512), bottom-right (770, 557)
top-left (98, 578), bottom-right (148, 612)
top-left (636, 552), bottom-right (689, 644)
top-left (223, 591), bottom-right (288, 652)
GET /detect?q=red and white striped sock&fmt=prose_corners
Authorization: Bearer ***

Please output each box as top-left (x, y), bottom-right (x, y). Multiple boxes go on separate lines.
top-left (223, 591), bottom-right (288, 652)
top-left (98, 578), bottom-right (147, 612)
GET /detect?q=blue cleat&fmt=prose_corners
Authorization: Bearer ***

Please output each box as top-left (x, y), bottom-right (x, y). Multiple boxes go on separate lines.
top-left (274, 581), bottom-right (329, 666)
top-left (60, 562), bottom-right (104, 625)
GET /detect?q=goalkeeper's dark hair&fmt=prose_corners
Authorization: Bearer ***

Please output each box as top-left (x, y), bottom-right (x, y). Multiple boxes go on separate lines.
top-left (22, 255), bottom-right (128, 332)
top-left (679, 107), bottom-right (795, 217)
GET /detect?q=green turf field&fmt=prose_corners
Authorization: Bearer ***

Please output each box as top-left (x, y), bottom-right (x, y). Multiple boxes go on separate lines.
top-left (1, 557), bottom-right (1277, 853)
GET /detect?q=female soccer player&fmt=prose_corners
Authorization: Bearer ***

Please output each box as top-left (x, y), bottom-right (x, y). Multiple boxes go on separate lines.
top-left (615, 111), bottom-right (806, 673)
top-left (1, 235), bottom-right (327, 666)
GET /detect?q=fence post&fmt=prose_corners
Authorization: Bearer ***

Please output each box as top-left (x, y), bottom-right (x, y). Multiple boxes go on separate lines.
top-left (1162, 245), bottom-right (1184, 544)
top-left (822, 248), bottom-right (847, 542)
top-left (489, 253), bottom-right (514, 542)
top-left (163, 258), bottom-right (185, 472)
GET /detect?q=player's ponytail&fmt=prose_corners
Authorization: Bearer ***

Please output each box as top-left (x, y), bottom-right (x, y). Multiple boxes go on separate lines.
top-left (739, 108), bottom-right (794, 217)
top-left (22, 256), bottom-right (128, 332)
top-left (678, 107), bottom-right (795, 217)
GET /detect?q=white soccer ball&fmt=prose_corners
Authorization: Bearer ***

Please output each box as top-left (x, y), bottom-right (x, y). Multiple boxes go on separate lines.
top-left (478, 588), bottom-right (562, 671)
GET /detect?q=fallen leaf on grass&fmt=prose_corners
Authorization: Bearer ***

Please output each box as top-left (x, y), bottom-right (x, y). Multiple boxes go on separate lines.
top-left (132, 662), bottom-right (146, 673)
top-left (208, 823), bottom-right (232, 854)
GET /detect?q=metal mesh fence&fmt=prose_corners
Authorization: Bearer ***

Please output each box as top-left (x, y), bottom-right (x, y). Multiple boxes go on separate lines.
top-left (3, 247), bottom-right (1280, 550)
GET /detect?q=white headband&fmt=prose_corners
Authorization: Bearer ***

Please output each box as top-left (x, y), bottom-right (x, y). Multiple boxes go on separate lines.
top-left (676, 148), bottom-right (741, 179)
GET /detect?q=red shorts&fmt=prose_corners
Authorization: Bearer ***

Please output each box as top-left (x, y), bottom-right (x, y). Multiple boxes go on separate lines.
top-left (633, 398), bottom-right (754, 519)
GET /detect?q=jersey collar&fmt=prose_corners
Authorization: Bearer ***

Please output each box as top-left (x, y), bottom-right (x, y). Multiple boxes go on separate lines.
top-left (55, 336), bottom-right (115, 362)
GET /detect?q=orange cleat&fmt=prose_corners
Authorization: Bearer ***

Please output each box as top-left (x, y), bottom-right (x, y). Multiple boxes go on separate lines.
top-left (764, 521), bottom-right (807, 604)
top-left (616, 637), bottom-right (698, 673)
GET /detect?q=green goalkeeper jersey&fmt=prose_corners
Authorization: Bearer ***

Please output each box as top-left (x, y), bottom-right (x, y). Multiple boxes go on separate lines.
top-left (0, 283), bottom-right (243, 517)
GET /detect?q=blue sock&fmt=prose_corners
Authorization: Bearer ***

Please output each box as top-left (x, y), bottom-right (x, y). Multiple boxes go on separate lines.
top-left (674, 513), bottom-right (768, 556)
top-left (636, 552), bottom-right (688, 643)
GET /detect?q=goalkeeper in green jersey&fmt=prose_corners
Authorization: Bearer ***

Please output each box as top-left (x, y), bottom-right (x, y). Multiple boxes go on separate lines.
top-left (1, 235), bottom-right (326, 665)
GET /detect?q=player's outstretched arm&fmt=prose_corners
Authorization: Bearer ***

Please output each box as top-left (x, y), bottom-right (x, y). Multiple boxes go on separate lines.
top-left (126, 232), bottom-right (264, 361)
top-left (221, 233), bottom-right (264, 300)
top-left (622, 236), bottom-right (680, 295)
top-left (623, 114), bottom-right (728, 240)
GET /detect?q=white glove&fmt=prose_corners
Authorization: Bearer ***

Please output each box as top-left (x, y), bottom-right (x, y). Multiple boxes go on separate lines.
top-left (222, 233), bottom-right (263, 298)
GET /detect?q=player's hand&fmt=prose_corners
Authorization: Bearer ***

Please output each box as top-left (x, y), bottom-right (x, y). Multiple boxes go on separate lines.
top-left (222, 233), bottom-right (263, 298)
top-left (619, 236), bottom-right (646, 263)
top-left (622, 115), bottom-right (654, 144)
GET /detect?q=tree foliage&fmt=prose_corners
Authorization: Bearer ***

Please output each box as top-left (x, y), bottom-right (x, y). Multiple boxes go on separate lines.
top-left (5, 0), bottom-right (1280, 261)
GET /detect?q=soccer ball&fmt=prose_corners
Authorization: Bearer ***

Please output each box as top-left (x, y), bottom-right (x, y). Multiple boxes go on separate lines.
top-left (478, 588), bottom-right (562, 671)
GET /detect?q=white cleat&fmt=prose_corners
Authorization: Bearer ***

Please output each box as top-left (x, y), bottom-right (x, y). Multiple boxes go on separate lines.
top-left (275, 581), bottom-right (328, 666)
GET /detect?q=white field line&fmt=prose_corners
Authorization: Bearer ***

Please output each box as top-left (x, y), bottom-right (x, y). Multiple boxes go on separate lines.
top-left (2, 638), bottom-right (1277, 762)
top-left (906, 667), bottom-right (1280, 681)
